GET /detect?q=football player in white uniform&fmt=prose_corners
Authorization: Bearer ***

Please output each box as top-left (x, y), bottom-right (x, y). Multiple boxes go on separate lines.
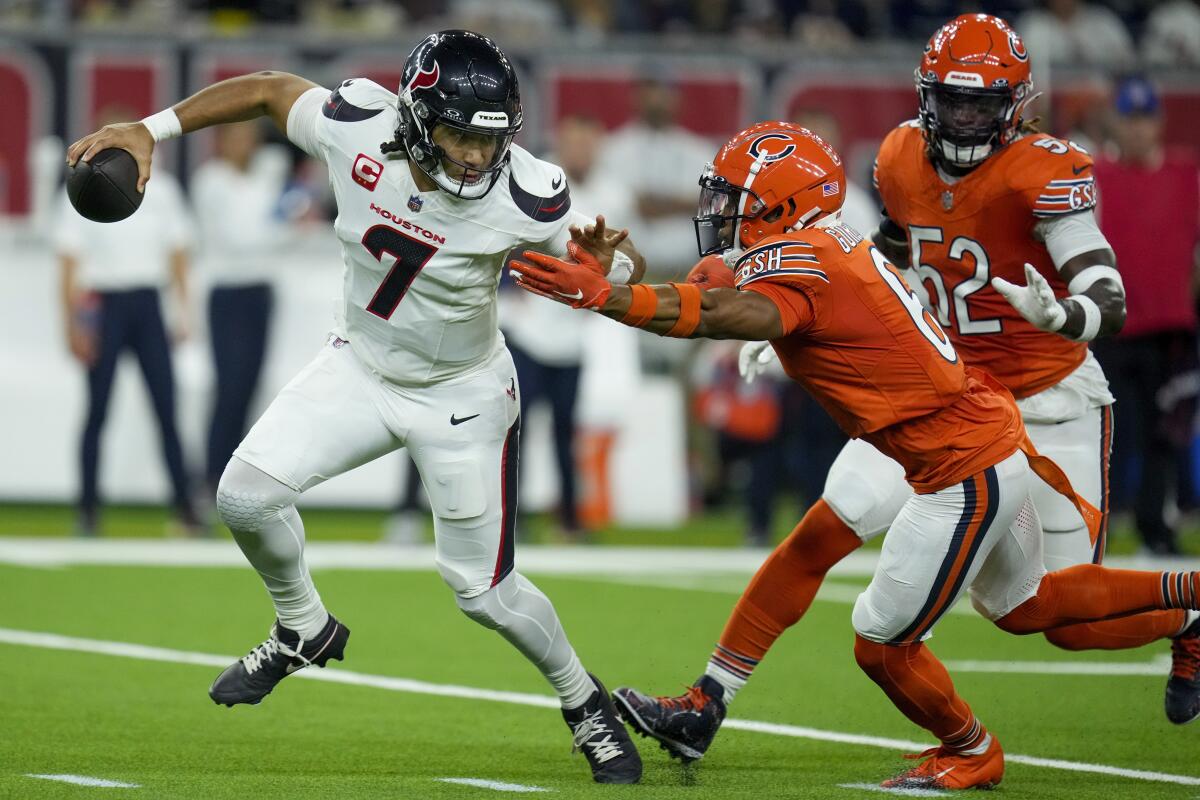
top-left (67, 30), bottom-right (643, 784)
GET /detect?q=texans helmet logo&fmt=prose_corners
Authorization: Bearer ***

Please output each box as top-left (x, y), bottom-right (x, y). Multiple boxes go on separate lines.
top-left (405, 61), bottom-right (440, 94)
top-left (747, 133), bottom-right (796, 164)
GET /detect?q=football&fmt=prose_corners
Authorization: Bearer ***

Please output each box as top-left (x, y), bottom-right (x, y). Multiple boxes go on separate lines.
top-left (66, 147), bottom-right (143, 223)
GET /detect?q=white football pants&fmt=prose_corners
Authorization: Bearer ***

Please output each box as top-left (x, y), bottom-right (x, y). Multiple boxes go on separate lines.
top-left (824, 404), bottom-right (1112, 571)
top-left (852, 450), bottom-right (1047, 643)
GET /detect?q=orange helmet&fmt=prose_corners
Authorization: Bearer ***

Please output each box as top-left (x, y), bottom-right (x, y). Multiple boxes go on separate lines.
top-left (917, 14), bottom-right (1034, 170)
top-left (694, 121), bottom-right (845, 256)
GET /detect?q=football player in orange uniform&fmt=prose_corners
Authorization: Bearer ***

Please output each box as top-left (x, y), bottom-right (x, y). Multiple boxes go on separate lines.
top-left (604, 11), bottom-right (1200, 777)
top-left (509, 121), bottom-right (1200, 790)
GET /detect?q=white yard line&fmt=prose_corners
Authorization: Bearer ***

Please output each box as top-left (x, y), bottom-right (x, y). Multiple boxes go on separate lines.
top-left (435, 778), bottom-right (550, 792)
top-left (2, 627), bottom-right (1197, 788)
top-left (3, 537), bottom-right (1193, 576)
top-left (944, 657), bottom-right (1171, 676)
top-left (838, 782), bottom-right (947, 797)
top-left (25, 773), bottom-right (139, 788)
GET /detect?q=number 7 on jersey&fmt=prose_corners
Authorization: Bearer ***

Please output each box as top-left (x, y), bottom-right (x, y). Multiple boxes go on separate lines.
top-left (362, 224), bottom-right (440, 319)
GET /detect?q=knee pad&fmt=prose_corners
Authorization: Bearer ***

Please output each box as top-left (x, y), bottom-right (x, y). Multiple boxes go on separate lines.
top-left (823, 441), bottom-right (911, 541)
top-left (851, 583), bottom-right (910, 644)
top-left (456, 574), bottom-right (516, 630)
top-left (215, 457), bottom-right (298, 533)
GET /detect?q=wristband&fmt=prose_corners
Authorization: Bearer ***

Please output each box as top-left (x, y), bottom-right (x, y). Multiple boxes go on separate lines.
top-left (1067, 294), bottom-right (1102, 341)
top-left (666, 283), bottom-right (702, 338)
top-left (1067, 265), bottom-right (1124, 295)
top-left (621, 284), bottom-right (658, 327)
top-left (608, 249), bottom-right (635, 285)
top-left (140, 108), bottom-right (182, 143)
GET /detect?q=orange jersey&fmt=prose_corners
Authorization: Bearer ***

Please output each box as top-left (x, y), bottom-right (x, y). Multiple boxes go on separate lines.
top-left (874, 122), bottom-right (1097, 399)
top-left (734, 225), bottom-right (1024, 493)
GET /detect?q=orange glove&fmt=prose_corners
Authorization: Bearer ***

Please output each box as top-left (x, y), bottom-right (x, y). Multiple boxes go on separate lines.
top-left (686, 254), bottom-right (735, 290)
top-left (509, 243), bottom-right (613, 310)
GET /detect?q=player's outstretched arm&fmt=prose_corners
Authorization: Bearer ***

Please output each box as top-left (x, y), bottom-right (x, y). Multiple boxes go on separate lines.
top-left (509, 248), bottom-right (783, 341)
top-left (569, 215), bottom-right (646, 284)
top-left (66, 71), bottom-right (318, 191)
top-left (991, 248), bottom-right (1124, 342)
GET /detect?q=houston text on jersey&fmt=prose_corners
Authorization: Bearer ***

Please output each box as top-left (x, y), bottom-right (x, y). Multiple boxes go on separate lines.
top-left (368, 202), bottom-right (447, 244)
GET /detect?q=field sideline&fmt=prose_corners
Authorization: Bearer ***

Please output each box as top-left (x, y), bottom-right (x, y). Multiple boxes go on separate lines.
top-left (3, 538), bottom-right (1199, 799)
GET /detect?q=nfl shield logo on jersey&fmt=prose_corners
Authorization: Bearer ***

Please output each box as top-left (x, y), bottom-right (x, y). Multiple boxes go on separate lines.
top-left (408, 194), bottom-right (424, 212)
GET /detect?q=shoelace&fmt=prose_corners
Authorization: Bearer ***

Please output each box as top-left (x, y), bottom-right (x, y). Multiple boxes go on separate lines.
top-left (240, 630), bottom-right (306, 674)
top-left (571, 710), bottom-right (624, 764)
top-left (887, 746), bottom-right (951, 783)
top-left (1172, 634), bottom-right (1200, 680)
top-left (656, 685), bottom-right (710, 713)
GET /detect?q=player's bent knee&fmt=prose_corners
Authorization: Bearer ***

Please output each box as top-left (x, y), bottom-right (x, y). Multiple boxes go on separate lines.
top-left (1042, 627), bottom-right (1091, 651)
top-left (993, 596), bottom-right (1047, 635)
top-left (455, 572), bottom-right (545, 637)
top-left (852, 634), bottom-right (891, 676)
top-left (851, 593), bottom-right (904, 645)
top-left (455, 572), bottom-right (514, 629)
top-left (215, 457), bottom-right (298, 533)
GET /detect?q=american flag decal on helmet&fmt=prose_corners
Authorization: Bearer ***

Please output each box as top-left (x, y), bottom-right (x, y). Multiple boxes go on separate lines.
top-left (822, 182), bottom-right (839, 196)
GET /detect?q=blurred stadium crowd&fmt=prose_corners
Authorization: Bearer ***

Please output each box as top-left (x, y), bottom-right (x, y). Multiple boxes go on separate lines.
top-left (1, 1), bottom-right (1198, 554)
top-left (0, 0), bottom-right (1197, 65)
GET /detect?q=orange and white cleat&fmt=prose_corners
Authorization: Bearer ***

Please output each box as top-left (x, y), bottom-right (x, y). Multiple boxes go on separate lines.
top-left (882, 736), bottom-right (1004, 791)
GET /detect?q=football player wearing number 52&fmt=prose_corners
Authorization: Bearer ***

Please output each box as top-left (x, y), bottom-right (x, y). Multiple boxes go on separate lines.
top-left (509, 120), bottom-right (1200, 791)
top-left (66, 30), bottom-right (646, 784)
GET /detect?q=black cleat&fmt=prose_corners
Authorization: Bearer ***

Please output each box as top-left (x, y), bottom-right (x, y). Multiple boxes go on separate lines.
top-left (563, 674), bottom-right (643, 784)
top-left (612, 675), bottom-right (727, 762)
top-left (209, 615), bottom-right (349, 707)
top-left (1167, 615), bottom-right (1200, 724)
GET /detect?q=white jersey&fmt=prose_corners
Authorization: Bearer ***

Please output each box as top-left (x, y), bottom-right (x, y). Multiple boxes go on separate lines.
top-left (287, 79), bottom-right (582, 386)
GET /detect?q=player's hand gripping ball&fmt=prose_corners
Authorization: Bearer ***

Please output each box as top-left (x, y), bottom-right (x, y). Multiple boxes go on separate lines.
top-left (66, 148), bottom-right (143, 223)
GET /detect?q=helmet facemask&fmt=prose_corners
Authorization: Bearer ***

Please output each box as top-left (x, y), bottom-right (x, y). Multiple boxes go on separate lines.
top-left (694, 166), bottom-right (767, 256)
top-left (918, 79), bottom-right (1016, 170)
top-left (397, 92), bottom-right (519, 200)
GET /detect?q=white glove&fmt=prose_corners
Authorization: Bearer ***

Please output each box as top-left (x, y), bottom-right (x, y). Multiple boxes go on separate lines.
top-left (738, 341), bottom-right (776, 384)
top-left (990, 262), bottom-right (1066, 332)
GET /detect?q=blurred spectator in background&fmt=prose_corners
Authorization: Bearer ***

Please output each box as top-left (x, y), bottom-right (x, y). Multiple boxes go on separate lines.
top-left (449, 0), bottom-right (562, 39)
top-left (1018, 0), bottom-right (1135, 68)
top-left (791, 0), bottom-right (860, 51)
top-left (1143, 0), bottom-right (1200, 67)
top-left (500, 114), bottom-right (636, 538)
top-left (192, 121), bottom-right (290, 497)
top-left (1092, 76), bottom-right (1200, 555)
top-left (56, 113), bottom-right (198, 537)
top-left (597, 76), bottom-right (713, 278)
top-left (691, 341), bottom-right (783, 547)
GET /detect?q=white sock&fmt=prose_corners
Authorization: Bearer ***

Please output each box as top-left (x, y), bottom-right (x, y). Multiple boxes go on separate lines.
top-left (1179, 610), bottom-right (1200, 637)
top-left (704, 660), bottom-right (747, 703)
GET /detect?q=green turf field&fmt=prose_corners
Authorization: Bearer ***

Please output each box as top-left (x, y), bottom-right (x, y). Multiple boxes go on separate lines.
top-left (2, 541), bottom-right (1198, 799)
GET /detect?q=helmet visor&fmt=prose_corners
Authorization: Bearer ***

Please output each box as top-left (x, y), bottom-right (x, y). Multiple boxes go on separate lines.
top-left (430, 123), bottom-right (515, 194)
top-left (693, 172), bottom-right (763, 257)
